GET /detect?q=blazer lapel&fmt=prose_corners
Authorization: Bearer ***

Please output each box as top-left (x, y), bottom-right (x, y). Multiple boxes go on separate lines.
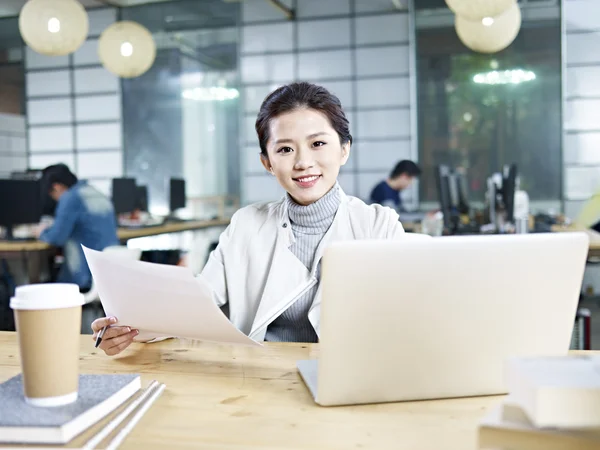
top-left (249, 203), bottom-right (312, 338)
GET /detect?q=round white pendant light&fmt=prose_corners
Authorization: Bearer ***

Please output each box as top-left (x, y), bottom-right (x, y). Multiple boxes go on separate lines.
top-left (18, 0), bottom-right (88, 56)
top-left (455, 4), bottom-right (522, 54)
top-left (445, 0), bottom-right (516, 22)
top-left (98, 21), bottom-right (156, 78)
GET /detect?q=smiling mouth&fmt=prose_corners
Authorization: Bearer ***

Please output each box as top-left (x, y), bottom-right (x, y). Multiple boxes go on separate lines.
top-left (293, 175), bottom-right (321, 182)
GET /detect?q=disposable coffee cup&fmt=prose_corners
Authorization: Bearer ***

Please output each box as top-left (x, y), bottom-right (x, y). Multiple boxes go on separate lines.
top-left (10, 283), bottom-right (84, 407)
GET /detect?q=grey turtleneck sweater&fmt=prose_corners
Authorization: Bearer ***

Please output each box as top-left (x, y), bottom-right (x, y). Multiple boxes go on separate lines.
top-left (264, 184), bottom-right (341, 343)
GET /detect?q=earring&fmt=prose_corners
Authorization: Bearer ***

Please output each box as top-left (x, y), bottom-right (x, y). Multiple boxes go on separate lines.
top-left (269, 167), bottom-right (274, 175)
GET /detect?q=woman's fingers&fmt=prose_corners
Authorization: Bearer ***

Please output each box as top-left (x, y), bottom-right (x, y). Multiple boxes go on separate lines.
top-left (90, 316), bottom-right (117, 334)
top-left (105, 339), bottom-right (133, 356)
top-left (92, 326), bottom-right (131, 340)
top-left (100, 329), bottom-right (139, 355)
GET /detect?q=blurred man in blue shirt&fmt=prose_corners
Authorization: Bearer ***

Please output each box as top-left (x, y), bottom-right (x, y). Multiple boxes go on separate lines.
top-left (36, 164), bottom-right (119, 290)
top-left (369, 160), bottom-right (421, 212)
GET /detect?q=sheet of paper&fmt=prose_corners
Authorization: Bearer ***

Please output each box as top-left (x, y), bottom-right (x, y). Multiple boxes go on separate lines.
top-left (82, 246), bottom-right (261, 347)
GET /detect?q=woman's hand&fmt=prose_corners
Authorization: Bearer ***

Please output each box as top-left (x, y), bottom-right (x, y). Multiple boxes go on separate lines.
top-left (91, 316), bottom-right (139, 356)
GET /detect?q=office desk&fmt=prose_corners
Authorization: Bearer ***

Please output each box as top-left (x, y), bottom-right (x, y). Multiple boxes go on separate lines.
top-left (117, 218), bottom-right (230, 241)
top-left (0, 219), bottom-right (230, 284)
top-left (0, 332), bottom-right (501, 450)
top-left (551, 225), bottom-right (600, 258)
top-left (0, 240), bottom-right (51, 252)
top-left (0, 219), bottom-right (231, 253)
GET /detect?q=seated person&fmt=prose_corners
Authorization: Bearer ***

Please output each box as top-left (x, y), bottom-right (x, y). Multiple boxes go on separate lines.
top-left (573, 187), bottom-right (600, 233)
top-left (36, 164), bottom-right (119, 290)
top-left (369, 160), bottom-right (421, 212)
top-left (91, 81), bottom-right (413, 355)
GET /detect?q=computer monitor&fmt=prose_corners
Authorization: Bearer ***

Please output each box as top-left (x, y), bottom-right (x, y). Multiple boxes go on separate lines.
top-left (111, 178), bottom-right (137, 215)
top-left (10, 169), bottom-right (42, 181)
top-left (11, 169), bottom-right (56, 216)
top-left (0, 179), bottom-right (43, 240)
top-left (135, 185), bottom-right (148, 212)
top-left (454, 170), bottom-right (470, 215)
top-left (169, 178), bottom-right (186, 213)
top-left (502, 163), bottom-right (517, 223)
top-left (435, 165), bottom-right (453, 230)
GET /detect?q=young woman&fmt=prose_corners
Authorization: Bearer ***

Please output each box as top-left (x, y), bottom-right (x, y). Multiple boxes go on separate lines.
top-left (92, 81), bottom-right (407, 355)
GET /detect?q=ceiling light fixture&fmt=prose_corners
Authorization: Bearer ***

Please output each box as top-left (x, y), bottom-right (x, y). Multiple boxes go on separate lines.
top-left (19, 0), bottom-right (88, 56)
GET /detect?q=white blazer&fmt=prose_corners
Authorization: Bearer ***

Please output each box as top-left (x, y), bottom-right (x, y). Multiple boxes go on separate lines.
top-left (199, 188), bottom-right (411, 341)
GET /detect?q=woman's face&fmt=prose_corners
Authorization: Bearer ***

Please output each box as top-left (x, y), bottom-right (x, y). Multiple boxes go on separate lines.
top-left (261, 108), bottom-right (350, 206)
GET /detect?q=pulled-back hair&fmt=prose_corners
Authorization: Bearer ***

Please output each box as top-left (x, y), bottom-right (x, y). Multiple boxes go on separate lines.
top-left (41, 163), bottom-right (78, 192)
top-left (255, 82), bottom-right (352, 157)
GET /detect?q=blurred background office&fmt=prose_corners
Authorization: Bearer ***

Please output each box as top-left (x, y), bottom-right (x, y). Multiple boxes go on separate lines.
top-left (0, 0), bottom-right (599, 345)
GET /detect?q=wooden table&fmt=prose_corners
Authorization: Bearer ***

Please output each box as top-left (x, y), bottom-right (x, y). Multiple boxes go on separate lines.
top-left (0, 332), bottom-right (503, 449)
top-left (116, 218), bottom-right (230, 241)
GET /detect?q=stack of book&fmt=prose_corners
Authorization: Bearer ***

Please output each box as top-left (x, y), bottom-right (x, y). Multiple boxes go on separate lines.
top-left (478, 355), bottom-right (600, 450)
top-left (0, 373), bottom-right (165, 448)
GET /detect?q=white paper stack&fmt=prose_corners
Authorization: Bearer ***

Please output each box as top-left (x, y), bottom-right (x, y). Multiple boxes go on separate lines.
top-left (82, 246), bottom-right (260, 347)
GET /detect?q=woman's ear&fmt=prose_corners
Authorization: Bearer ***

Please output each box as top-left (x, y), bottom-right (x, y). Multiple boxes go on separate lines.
top-left (340, 141), bottom-right (351, 166)
top-left (260, 153), bottom-right (274, 174)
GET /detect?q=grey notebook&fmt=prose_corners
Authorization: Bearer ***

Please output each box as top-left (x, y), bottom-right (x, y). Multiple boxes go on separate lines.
top-left (0, 373), bottom-right (141, 444)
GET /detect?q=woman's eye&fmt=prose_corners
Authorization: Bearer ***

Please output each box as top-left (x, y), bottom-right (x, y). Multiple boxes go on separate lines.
top-left (312, 141), bottom-right (326, 147)
top-left (277, 146), bottom-right (293, 154)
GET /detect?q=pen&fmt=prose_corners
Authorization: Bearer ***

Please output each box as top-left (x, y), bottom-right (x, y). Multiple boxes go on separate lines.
top-left (95, 325), bottom-right (108, 348)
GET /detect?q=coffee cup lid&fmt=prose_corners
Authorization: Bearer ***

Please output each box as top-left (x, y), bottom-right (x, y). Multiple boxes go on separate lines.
top-left (10, 283), bottom-right (85, 310)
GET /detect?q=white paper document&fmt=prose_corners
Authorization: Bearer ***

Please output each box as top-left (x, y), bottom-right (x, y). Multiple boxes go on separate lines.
top-left (82, 246), bottom-right (260, 347)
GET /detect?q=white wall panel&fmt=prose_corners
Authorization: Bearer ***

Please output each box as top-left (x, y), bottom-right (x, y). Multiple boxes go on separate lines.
top-left (356, 109), bottom-right (410, 139)
top-left (296, 0), bottom-right (350, 18)
top-left (75, 95), bottom-right (121, 122)
top-left (356, 46), bottom-right (409, 76)
top-left (566, 33), bottom-right (600, 65)
top-left (565, 0), bottom-right (600, 32)
top-left (356, 78), bottom-right (410, 108)
top-left (74, 68), bottom-right (120, 94)
top-left (298, 50), bottom-right (352, 80)
top-left (76, 123), bottom-right (122, 150)
top-left (29, 152), bottom-right (76, 171)
top-left (298, 19), bottom-right (351, 49)
top-left (243, 0), bottom-right (294, 23)
top-left (25, 48), bottom-right (68, 70)
top-left (73, 39), bottom-right (101, 66)
top-left (241, 54), bottom-right (294, 84)
top-left (29, 126), bottom-right (74, 152)
top-left (77, 151), bottom-right (123, 178)
top-left (88, 8), bottom-right (117, 35)
top-left (356, 15), bottom-right (409, 45)
top-left (356, 140), bottom-right (411, 171)
top-left (565, 132), bottom-right (600, 165)
top-left (26, 70), bottom-right (71, 97)
top-left (243, 174), bottom-right (284, 204)
top-left (27, 99), bottom-right (72, 125)
top-left (565, 99), bottom-right (600, 131)
top-left (242, 23), bottom-right (294, 53)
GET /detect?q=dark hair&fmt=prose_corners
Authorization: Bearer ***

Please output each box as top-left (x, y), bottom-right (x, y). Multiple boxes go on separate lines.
top-left (390, 160), bottom-right (421, 179)
top-left (41, 164), bottom-right (78, 192)
top-left (255, 82), bottom-right (352, 157)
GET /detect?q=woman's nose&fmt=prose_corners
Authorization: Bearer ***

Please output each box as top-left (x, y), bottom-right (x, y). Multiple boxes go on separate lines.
top-left (293, 147), bottom-right (315, 170)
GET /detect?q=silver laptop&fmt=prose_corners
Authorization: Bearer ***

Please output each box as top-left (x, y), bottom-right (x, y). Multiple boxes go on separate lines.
top-left (297, 232), bottom-right (589, 406)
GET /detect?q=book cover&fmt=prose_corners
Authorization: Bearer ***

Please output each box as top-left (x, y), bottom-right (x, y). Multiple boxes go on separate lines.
top-left (0, 373), bottom-right (141, 444)
top-left (505, 355), bottom-right (600, 428)
top-left (478, 397), bottom-right (600, 450)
